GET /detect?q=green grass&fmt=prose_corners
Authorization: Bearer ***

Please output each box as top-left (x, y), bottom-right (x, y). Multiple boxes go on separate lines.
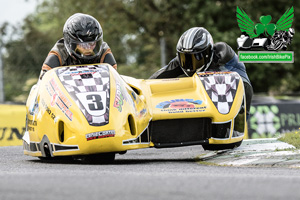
top-left (278, 131), bottom-right (300, 149)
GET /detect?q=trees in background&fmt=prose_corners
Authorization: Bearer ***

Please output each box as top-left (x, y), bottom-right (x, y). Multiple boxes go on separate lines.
top-left (0, 0), bottom-right (299, 102)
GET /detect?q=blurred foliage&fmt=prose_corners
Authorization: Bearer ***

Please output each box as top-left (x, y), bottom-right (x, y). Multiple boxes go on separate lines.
top-left (0, 0), bottom-right (299, 102)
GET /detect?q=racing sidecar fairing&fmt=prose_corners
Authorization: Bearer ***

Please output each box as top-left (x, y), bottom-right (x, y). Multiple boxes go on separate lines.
top-left (23, 64), bottom-right (247, 161)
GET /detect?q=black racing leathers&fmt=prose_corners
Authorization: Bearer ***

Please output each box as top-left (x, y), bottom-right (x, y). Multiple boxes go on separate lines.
top-left (40, 38), bottom-right (117, 79)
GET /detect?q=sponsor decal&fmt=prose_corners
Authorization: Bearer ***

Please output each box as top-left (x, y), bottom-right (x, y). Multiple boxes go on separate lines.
top-left (0, 127), bottom-right (24, 146)
top-left (29, 98), bottom-right (39, 116)
top-left (27, 119), bottom-right (37, 126)
top-left (236, 6), bottom-right (295, 63)
top-left (113, 82), bottom-right (125, 112)
top-left (47, 78), bottom-right (73, 121)
top-left (249, 104), bottom-right (300, 138)
top-left (0, 104), bottom-right (26, 146)
top-left (138, 108), bottom-right (147, 117)
top-left (130, 91), bottom-right (140, 104)
top-left (41, 99), bottom-right (56, 121)
top-left (63, 70), bottom-right (97, 76)
top-left (27, 118), bottom-right (37, 132)
top-left (198, 71), bottom-right (232, 76)
top-left (249, 105), bottom-right (280, 138)
top-left (113, 78), bottom-right (136, 112)
top-left (85, 130), bottom-right (115, 141)
top-left (156, 99), bottom-right (206, 114)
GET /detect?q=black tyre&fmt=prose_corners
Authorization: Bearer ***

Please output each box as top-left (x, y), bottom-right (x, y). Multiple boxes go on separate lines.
top-left (38, 156), bottom-right (73, 162)
top-left (202, 140), bottom-right (243, 151)
top-left (80, 153), bottom-right (116, 164)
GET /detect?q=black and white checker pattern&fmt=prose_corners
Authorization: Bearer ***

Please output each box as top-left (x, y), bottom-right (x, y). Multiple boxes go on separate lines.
top-left (56, 65), bottom-right (110, 126)
top-left (199, 72), bottom-right (240, 114)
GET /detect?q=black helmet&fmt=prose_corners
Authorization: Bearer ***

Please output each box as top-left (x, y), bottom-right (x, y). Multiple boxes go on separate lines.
top-left (63, 13), bottom-right (103, 64)
top-left (176, 27), bottom-right (214, 76)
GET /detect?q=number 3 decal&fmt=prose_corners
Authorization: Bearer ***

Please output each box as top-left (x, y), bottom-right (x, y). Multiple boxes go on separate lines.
top-left (87, 94), bottom-right (103, 110)
top-left (76, 92), bottom-right (107, 116)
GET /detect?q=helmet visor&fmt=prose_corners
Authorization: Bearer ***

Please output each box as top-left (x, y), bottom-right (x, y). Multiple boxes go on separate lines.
top-left (178, 47), bottom-right (212, 76)
top-left (70, 38), bottom-right (103, 58)
top-left (76, 41), bottom-right (97, 56)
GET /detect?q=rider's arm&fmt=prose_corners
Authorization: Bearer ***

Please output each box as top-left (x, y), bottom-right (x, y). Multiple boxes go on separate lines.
top-left (101, 49), bottom-right (117, 70)
top-left (213, 42), bottom-right (251, 85)
top-left (100, 42), bottom-right (117, 70)
top-left (212, 42), bottom-right (235, 66)
top-left (43, 51), bottom-right (61, 69)
top-left (39, 39), bottom-right (65, 79)
top-left (39, 51), bottom-right (61, 79)
top-left (149, 56), bottom-right (184, 79)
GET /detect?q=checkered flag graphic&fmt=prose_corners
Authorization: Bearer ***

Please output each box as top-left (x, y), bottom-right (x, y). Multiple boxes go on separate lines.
top-left (56, 65), bottom-right (111, 126)
top-left (199, 72), bottom-right (240, 114)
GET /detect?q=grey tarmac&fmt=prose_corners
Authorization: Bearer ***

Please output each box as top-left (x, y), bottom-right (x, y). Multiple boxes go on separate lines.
top-left (1, 141), bottom-right (300, 200)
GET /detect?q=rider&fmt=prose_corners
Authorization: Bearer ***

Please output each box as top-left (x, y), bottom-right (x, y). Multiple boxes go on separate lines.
top-left (150, 27), bottom-right (253, 119)
top-left (39, 13), bottom-right (117, 79)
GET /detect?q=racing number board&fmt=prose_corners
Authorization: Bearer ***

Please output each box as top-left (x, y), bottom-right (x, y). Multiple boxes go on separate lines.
top-left (56, 65), bottom-right (110, 126)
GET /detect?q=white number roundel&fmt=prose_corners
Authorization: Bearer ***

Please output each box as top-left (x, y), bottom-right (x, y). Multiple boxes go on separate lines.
top-left (76, 92), bottom-right (107, 116)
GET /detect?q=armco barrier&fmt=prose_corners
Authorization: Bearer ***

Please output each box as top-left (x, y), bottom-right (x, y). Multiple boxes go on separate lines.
top-left (0, 104), bottom-right (26, 146)
top-left (248, 97), bottom-right (300, 138)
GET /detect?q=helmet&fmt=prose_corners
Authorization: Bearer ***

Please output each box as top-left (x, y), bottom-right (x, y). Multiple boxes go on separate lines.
top-left (63, 13), bottom-right (103, 64)
top-left (176, 27), bottom-right (214, 76)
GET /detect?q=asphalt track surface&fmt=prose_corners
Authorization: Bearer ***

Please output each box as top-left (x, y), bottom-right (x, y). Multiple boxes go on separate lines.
top-left (1, 146), bottom-right (300, 200)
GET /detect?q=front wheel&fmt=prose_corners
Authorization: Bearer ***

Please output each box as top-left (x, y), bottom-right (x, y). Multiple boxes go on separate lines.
top-left (202, 140), bottom-right (243, 151)
top-left (38, 156), bottom-right (73, 162)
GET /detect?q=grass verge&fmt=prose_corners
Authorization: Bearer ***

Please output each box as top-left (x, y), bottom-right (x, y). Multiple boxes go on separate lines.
top-left (278, 131), bottom-right (300, 149)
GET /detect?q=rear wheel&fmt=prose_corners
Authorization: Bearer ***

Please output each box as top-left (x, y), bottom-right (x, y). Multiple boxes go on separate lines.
top-left (202, 140), bottom-right (243, 151)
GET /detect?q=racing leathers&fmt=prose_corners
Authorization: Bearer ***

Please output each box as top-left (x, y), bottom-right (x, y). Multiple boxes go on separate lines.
top-left (40, 38), bottom-right (117, 79)
top-left (150, 42), bottom-right (253, 120)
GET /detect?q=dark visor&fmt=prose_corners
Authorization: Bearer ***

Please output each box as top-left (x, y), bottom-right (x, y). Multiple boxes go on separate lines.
top-left (177, 47), bottom-right (212, 76)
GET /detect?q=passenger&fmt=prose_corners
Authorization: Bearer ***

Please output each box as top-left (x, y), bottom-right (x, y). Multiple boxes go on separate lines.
top-left (150, 27), bottom-right (253, 119)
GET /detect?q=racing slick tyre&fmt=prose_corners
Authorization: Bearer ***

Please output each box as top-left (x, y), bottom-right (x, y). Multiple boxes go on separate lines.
top-left (202, 140), bottom-right (243, 151)
top-left (38, 156), bottom-right (73, 162)
top-left (79, 153), bottom-right (116, 164)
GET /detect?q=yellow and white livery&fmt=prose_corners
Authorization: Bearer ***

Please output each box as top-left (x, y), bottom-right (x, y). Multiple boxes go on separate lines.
top-left (23, 64), bottom-right (247, 162)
